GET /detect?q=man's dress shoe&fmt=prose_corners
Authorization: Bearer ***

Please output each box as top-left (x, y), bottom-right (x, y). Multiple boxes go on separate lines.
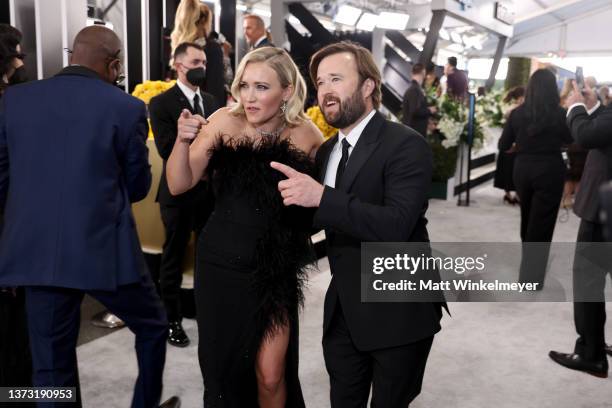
top-left (549, 350), bottom-right (608, 378)
top-left (159, 396), bottom-right (180, 408)
top-left (168, 321), bottom-right (190, 347)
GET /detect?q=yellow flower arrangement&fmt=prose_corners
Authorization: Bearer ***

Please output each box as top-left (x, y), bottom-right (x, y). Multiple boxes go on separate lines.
top-left (306, 105), bottom-right (337, 140)
top-left (131, 80), bottom-right (176, 139)
top-left (132, 80), bottom-right (176, 105)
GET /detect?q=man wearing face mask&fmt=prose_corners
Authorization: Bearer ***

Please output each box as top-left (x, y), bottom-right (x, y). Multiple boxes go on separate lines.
top-left (149, 42), bottom-right (220, 348)
top-left (0, 26), bottom-right (179, 408)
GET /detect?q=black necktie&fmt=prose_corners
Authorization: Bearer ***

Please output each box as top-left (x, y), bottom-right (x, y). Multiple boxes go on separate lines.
top-left (335, 138), bottom-right (351, 188)
top-left (193, 94), bottom-right (204, 116)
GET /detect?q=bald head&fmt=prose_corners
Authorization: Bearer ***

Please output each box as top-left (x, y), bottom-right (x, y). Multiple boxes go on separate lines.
top-left (71, 26), bottom-right (122, 84)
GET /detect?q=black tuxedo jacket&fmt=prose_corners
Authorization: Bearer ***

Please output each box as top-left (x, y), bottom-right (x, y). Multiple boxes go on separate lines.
top-left (402, 80), bottom-right (430, 137)
top-left (314, 111), bottom-right (443, 351)
top-left (149, 84), bottom-right (220, 206)
top-left (569, 104), bottom-right (612, 223)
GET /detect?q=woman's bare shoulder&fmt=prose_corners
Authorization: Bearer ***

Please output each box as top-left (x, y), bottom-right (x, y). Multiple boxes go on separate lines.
top-left (289, 119), bottom-right (324, 151)
top-left (200, 107), bottom-right (246, 140)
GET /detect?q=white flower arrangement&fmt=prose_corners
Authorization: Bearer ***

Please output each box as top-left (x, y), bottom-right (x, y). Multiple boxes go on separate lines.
top-left (438, 117), bottom-right (466, 148)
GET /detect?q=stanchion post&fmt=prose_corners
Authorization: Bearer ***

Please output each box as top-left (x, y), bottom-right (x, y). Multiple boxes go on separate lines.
top-left (458, 92), bottom-right (476, 207)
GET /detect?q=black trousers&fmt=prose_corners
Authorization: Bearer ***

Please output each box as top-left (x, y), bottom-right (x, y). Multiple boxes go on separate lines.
top-left (24, 274), bottom-right (168, 408)
top-left (513, 155), bottom-right (565, 285)
top-left (0, 288), bottom-right (32, 388)
top-left (322, 304), bottom-right (434, 408)
top-left (159, 203), bottom-right (198, 322)
top-left (573, 219), bottom-right (610, 361)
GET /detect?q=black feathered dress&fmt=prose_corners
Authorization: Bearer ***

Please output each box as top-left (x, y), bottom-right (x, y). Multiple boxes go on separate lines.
top-left (195, 135), bottom-right (314, 407)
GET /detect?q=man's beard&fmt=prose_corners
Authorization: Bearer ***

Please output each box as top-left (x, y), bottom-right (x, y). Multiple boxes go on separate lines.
top-left (320, 86), bottom-right (366, 129)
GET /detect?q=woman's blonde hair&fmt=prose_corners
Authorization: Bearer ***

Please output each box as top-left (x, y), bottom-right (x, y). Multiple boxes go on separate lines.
top-left (170, 0), bottom-right (212, 53)
top-left (559, 78), bottom-right (573, 108)
top-left (230, 47), bottom-right (308, 126)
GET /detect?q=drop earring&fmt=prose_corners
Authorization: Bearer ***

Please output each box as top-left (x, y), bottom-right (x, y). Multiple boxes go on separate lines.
top-left (280, 100), bottom-right (287, 113)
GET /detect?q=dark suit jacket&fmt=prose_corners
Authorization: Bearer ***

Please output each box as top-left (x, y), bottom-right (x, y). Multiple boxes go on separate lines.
top-left (446, 70), bottom-right (468, 100)
top-left (499, 104), bottom-right (572, 154)
top-left (314, 111), bottom-right (443, 351)
top-left (203, 39), bottom-right (227, 107)
top-left (569, 104), bottom-right (612, 223)
top-left (253, 37), bottom-right (274, 49)
top-left (0, 66), bottom-right (151, 290)
top-left (402, 80), bottom-right (429, 137)
top-left (149, 84), bottom-right (219, 206)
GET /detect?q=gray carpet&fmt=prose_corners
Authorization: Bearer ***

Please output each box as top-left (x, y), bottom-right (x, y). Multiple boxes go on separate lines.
top-left (77, 182), bottom-right (612, 407)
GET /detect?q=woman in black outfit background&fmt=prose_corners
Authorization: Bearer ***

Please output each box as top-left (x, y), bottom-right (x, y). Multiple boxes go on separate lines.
top-left (0, 24), bottom-right (33, 396)
top-left (499, 69), bottom-right (572, 286)
top-left (494, 86), bottom-right (525, 205)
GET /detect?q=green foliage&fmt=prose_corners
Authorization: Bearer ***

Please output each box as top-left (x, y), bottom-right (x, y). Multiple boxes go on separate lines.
top-left (428, 139), bottom-right (458, 182)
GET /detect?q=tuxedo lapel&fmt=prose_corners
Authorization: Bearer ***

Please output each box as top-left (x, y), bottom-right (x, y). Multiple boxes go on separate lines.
top-left (319, 133), bottom-right (338, 182)
top-left (338, 111), bottom-right (384, 192)
top-left (171, 85), bottom-right (194, 113)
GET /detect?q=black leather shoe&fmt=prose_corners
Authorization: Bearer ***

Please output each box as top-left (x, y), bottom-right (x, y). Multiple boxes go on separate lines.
top-left (549, 350), bottom-right (608, 378)
top-left (167, 321), bottom-right (190, 347)
top-left (159, 396), bottom-right (180, 408)
top-left (606, 344), bottom-right (612, 357)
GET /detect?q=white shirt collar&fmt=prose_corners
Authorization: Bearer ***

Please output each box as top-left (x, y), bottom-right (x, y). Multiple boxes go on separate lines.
top-left (253, 35), bottom-right (268, 48)
top-left (338, 109), bottom-right (376, 149)
top-left (176, 78), bottom-right (201, 104)
top-left (587, 101), bottom-right (601, 115)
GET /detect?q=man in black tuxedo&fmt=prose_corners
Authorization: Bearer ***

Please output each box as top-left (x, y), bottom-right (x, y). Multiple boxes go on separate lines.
top-left (271, 41), bottom-right (443, 407)
top-left (549, 80), bottom-right (612, 378)
top-left (402, 63), bottom-right (436, 137)
top-left (243, 14), bottom-right (274, 50)
top-left (149, 42), bottom-right (219, 347)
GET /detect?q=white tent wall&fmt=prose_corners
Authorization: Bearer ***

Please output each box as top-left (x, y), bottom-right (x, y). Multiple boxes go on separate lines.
top-left (473, 0), bottom-right (612, 58)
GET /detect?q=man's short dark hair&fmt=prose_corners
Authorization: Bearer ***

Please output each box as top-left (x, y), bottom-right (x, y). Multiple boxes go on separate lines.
top-left (173, 42), bottom-right (204, 60)
top-left (411, 63), bottom-right (425, 75)
top-left (447, 56), bottom-right (457, 68)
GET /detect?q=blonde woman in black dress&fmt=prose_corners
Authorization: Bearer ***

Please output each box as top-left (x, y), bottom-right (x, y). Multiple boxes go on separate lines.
top-left (167, 47), bottom-right (322, 407)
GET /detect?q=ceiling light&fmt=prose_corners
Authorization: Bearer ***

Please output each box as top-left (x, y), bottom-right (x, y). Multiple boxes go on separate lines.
top-left (334, 4), bottom-right (362, 26)
top-left (439, 28), bottom-right (450, 41)
top-left (450, 31), bottom-right (463, 44)
top-left (356, 12), bottom-right (379, 31)
top-left (447, 43), bottom-right (465, 53)
top-left (376, 11), bottom-right (410, 30)
top-left (236, 4), bottom-right (247, 12)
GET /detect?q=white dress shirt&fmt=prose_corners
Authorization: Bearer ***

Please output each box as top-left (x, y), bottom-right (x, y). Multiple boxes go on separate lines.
top-left (567, 100), bottom-right (601, 117)
top-left (323, 109), bottom-right (376, 188)
top-left (587, 101), bottom-right (601, 115)
top-left (176, 79), bottom-right (205, 115)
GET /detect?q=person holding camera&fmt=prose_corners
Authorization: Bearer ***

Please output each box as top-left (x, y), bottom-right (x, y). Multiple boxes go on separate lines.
top-left (549, 79), bottom-right (612, 378)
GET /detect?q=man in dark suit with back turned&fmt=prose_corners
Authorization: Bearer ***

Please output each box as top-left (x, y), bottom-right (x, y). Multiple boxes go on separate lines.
top-left (549, 80), bottom-right (612, 378)
top-left (0, 26), bottom-right (177, 407)
top-left (402, 63), bottom-right (436, 137)
top-left (271, 41), bottom-right (443, 407)
top-left (149, 42), bottom-right (219, 348)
